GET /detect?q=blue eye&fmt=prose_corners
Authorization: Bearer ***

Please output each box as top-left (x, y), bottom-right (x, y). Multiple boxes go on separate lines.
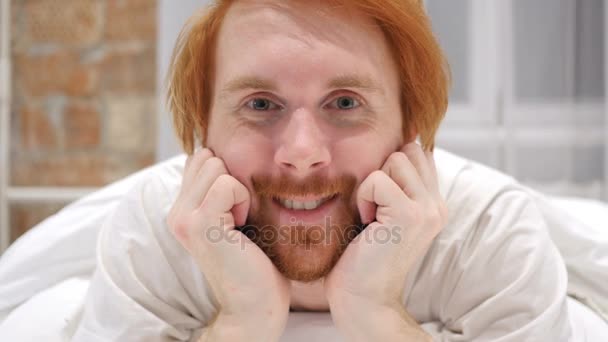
top-left (332, 96), bottom-right (360, 110)
top-left (247, 98), bottom-right (279, 111)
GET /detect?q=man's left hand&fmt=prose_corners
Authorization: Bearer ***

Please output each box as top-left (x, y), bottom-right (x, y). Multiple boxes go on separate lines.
top-left (325, 142), bottom-right (447, 341)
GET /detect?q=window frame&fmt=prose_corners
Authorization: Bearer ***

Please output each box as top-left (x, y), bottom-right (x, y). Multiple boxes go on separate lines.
top-left (1, 0), bottom-right (12, 252)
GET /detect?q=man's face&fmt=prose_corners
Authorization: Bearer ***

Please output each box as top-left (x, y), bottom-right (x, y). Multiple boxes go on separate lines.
top-left (206, 0), bottom-right (403, 282)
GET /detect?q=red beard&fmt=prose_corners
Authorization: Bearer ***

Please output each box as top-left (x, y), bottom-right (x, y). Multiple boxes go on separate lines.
top-left (238, 173), bottom-right (364, 282)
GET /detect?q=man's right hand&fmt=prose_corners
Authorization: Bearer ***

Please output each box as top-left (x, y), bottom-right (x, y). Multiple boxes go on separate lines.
top-left (167, 148), bottom-right (290, 341)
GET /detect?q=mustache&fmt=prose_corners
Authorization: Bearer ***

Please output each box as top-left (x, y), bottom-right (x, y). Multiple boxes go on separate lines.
top-left (251, 173), bottom-right (358, 200)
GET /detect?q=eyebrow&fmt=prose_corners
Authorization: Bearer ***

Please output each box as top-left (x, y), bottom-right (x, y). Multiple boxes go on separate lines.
top-left (327, 74), bottom-right (384, 94)
top-left (221, 76), bottom-right (279, 95)
top-left (219, 74), bottom-right (385, 98)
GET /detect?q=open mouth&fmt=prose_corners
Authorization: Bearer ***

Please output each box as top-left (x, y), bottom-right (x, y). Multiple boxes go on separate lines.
top-left (274, 194), bottom-right (337, 211)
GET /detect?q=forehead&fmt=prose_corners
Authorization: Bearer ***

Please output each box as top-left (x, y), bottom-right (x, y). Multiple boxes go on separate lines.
top-left (215, 0), bottom-right (398, 89)
top-left (220, 0), bottom-right (380, 41)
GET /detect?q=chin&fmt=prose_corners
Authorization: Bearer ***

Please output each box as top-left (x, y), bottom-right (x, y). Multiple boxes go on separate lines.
top-left (266, 234), bottom-right (351, 282)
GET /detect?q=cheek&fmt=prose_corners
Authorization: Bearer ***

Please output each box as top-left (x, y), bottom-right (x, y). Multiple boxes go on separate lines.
top-left (331, 135), bottom-right (396, 210)
top-left (213, 132), bottom-right (273, 188)
top-left (333, 134), bottom-right (398, 180)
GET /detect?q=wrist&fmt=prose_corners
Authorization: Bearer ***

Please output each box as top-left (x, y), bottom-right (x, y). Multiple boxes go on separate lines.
top-left (329, 295), bottom-right (430, 342)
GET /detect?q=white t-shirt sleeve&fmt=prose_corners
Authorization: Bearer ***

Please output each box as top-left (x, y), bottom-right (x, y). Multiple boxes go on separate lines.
top-left (72, 173), bottom-right (218, 342)
top-left (420, 190), bottom-right (572, 341)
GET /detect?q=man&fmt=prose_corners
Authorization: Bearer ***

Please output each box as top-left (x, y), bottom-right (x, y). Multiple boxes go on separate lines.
top-left (72, 0), bottom-right (577, 340)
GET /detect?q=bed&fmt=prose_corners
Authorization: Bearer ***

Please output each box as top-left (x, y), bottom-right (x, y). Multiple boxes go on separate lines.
top-left (0, 153), bottom-right (606, 341)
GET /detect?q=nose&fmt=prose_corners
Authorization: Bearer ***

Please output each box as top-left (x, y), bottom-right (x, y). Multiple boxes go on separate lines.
top-left (274, 109), bottom-right (331, 175)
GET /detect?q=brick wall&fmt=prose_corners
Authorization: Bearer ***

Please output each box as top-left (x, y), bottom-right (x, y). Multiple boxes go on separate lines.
top-left (9, 0), bottom-right (158, 241)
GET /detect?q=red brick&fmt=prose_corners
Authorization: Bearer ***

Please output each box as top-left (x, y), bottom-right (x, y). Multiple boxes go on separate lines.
top-left (64, 101), bottom-right (101, 148)
top-left (10, 203), bottom-right (68, 243)
top-left (105, 0), bottom-right (157, 42)
top-left (105, 95), bottom-right (156, 152)
top-left (65, 66), bottom-right (100, 97)
top-left (18, 105), bottom-right (59, 150)
top-left (11, 153), bottom-right (105, 186)
top-left (14, 51), bottom-right (99, 97)
top-left (10, 151), bottom-right (156, 187)
top-left (9, 0), bottom-right (158, 191)
top-left (100, 46), bottom-right (156, 94)
top-left (10, 0), bottom-right (21, 46)
top-left (21, 0), bottom-right (103, 47)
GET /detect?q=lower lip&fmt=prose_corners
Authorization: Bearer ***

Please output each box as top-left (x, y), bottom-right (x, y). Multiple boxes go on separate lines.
top-left (272, 196), bottom-right (338, 225)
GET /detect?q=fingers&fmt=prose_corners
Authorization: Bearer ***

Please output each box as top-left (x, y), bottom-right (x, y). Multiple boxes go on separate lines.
top-left (183, 148), bottom-right (214, 187)
top-left (180, 148), bottom-right (251, 225)
top-left (201, 174), bottom-right (251, 227)
top-left (176, 174), bottom-right (251, 246)
top-left (362, 143), bottom-right (441, 225)
top-left (381, 152), bottom-right (429, 202)
top-left (400, 142), bottom-right (439, 196)
top-left (356, 170), bottom-right (410, 225)
top-left (183, 157), bottom-right (228, 210)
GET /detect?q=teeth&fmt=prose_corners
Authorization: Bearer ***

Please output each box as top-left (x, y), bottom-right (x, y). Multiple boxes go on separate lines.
top-left (279, 197), bottom-right (330, 210)
top-left (304, 201), bottom-right (318, 210)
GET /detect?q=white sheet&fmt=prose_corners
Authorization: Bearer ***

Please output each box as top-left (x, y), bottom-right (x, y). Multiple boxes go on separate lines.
top-left (541, 195), bottom-right (608, 321)
top-left (0, 152), bottom-right (606, 340)
top-left (0, 277), bottom-right (605, 342)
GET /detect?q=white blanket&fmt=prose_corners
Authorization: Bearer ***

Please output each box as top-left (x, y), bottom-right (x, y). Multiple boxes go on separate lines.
top-left (0, 150), bottom-right (606, 340)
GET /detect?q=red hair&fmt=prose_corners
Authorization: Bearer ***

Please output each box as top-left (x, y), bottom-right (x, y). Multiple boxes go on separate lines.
top-left (167, 0), bottom-right (450, 154)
